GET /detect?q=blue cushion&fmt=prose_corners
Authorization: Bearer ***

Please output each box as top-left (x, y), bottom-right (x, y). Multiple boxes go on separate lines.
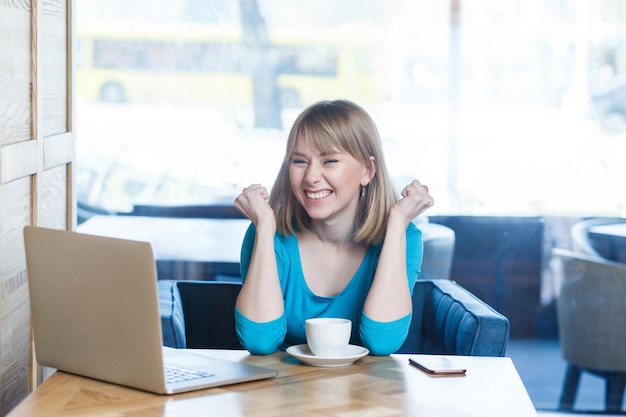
top-left (398, 280), bottom-right (509, 356)
top-left (158, 280), bottom-right (186, 348)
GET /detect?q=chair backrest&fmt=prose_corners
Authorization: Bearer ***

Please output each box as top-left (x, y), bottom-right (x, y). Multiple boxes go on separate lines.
top-left (398, 280), bottom-right (509, 356)
top-left (570, 217), bottom-right (626, 258)
top-left (552, 248), bottom-right (626, 372)
top-left (177, 281), bottom-right (244, 349)
top-left (416, 222), bottom-right (455, 280)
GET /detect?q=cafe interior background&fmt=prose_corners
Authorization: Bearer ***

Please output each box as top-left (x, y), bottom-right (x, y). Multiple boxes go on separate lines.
top-left (2, 0), bottom-right (625, 414)
top-left (74, 0), bottom-right (626, 407)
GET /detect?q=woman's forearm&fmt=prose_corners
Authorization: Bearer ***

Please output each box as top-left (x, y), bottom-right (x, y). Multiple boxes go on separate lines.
top-left (363, 216), bottom-right (413, 322)
top-left (235, 224), bottom-right (284, 322)
top-left (364, 179), bottom-right (432, 322)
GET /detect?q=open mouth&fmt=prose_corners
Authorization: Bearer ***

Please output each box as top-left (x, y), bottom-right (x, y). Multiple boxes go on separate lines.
top-left (306, 190), bottom-right (332, 200)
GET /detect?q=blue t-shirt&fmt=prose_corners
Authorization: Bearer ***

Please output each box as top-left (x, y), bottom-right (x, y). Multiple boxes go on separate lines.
top-left (235, 222), bottom-right (423, 355)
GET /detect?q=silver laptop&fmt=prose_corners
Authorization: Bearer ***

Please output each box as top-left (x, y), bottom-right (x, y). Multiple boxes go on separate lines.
top-left (23, 225), bottom-right (277, 394)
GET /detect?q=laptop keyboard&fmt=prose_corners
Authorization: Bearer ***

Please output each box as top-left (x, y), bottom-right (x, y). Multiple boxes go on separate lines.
top-left (165, 365), bottom-right (214, 383)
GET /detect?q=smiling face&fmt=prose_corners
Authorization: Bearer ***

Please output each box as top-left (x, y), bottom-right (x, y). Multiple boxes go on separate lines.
top-left (270, 100), bottom-right (391, 243)
top-left (288, 136), bottom-right (373, 225)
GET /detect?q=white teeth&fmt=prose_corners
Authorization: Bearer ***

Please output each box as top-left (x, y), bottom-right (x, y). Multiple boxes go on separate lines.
top-left (307, 190), bottom-right (331, 199)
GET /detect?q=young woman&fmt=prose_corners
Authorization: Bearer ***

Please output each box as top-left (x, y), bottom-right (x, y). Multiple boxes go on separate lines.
top-left (233, 100), bottom-right (433, 355)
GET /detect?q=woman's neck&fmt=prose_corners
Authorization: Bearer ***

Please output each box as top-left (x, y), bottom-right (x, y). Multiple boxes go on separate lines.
top-left (307, 216), bottom-right (356, 245)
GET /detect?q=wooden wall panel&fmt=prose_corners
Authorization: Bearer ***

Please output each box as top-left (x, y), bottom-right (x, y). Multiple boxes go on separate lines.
top-left (0, 4), bottom-right (32, 145)
top-left (0, 0), bottom-right (74, 414)
top-left (0, 141), bottom-right (38, 184)
top-left (0, 178), bottom-right (33, 414)
top-left (0, 2), bottom-right (35, 415)
top-left (0, 180), bottom-right (32, 278)
top-left (43, 133), bottom-right (73, 170)
top-left (41, 0), bottom-right (68, 137)
top-left (39, 165), bottom-right (68, 229)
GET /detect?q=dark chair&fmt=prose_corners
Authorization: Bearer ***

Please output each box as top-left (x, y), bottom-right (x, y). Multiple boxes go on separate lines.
top-left (160, 280), bottom-right (244, 349)
top-left (160, 279), bottom-right (509, 356)
top-left (130, 204), bottom-right (245, 219)
top-left (551, 248), bottom-right (626, 413)
top-left (77, 200), bottom-right (120, 225)
top-left (570, 217), bottom-right (626, 259)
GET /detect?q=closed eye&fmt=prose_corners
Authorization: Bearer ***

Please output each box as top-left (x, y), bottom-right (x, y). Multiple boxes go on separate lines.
top-left (291, 158), bottom-right (308, 166)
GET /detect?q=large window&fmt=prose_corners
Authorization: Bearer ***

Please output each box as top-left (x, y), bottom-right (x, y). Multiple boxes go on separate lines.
top-left (76, 0), bottom-right (626, 217)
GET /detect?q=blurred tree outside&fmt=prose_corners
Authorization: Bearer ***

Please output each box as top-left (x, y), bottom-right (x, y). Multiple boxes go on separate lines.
top-left (238, 0), bottom-right (283, 129)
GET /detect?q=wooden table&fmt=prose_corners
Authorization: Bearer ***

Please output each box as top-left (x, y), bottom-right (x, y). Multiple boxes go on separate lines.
top-left (588, 223), bottom-right (626, 263)
top-left (7, 350), bottom-right (536, 417)
top-left (78, 215), bottom-right (251, 280)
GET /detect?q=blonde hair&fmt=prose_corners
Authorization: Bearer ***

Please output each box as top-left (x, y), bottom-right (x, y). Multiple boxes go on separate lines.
top-left (269, 100), bottom-right (398, 245)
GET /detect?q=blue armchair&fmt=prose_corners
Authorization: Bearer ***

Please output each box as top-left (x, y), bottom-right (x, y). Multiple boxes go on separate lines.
top-left (160, 278), bottom-right (509, 356)
top-left (398, 279), bottom-right (509, 355)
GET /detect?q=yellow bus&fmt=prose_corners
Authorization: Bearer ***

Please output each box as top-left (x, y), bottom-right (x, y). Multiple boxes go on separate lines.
top-left (76, 22), bottom-right (386, 107)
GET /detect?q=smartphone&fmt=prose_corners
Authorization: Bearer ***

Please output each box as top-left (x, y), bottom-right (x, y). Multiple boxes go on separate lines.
top-left (409, 357), bottom-right (467, 376)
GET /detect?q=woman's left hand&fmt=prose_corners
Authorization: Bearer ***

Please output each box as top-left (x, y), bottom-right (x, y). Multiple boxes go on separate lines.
top-left (390, 179), bottom-right (434, 226)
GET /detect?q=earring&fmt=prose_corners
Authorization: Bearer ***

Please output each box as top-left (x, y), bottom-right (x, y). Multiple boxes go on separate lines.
top-left (360, 185), bottom-right (365, 198)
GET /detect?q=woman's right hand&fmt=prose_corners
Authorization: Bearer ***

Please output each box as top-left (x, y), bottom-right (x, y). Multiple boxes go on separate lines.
top-left (234, 185), bottom-right (283, 326)
top-left (234, 184), bottom-right (276, 231)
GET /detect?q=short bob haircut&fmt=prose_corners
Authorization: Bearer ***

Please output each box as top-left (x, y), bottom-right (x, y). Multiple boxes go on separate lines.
top-left (269, 100), bottom-right (398, 245)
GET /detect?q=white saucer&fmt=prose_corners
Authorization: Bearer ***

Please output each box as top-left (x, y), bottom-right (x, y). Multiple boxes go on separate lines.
top-left (286, 344), bottom-right (369, 367)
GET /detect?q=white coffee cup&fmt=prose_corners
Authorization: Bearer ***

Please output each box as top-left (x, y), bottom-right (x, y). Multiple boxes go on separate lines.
top-left (305, 318), bottom-right (351, 357)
